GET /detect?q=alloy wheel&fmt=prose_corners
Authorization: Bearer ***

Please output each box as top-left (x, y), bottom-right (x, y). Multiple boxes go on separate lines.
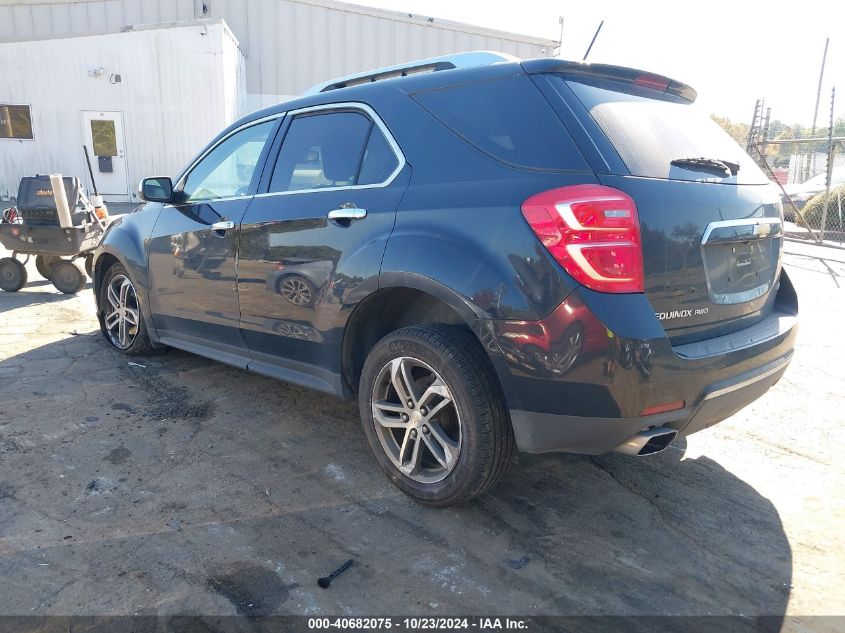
top-left (371, 356), bottom-right (462, 484)
top-left (105, 274), bottom-right (140, 349)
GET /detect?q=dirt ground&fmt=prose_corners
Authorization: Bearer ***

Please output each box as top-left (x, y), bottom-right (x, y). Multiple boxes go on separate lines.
top-left (0, 239), bottom-right (843, 627)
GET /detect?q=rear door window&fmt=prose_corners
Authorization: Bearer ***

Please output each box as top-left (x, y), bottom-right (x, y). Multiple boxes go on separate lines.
top-left (411, 75), bottom-right (588, 172)
top-left (268, 110), bottom-right (400, 193)
top-left (554, 77), bottom-right (769, 184)
top-left (270, 112), bottom-right (370, 192)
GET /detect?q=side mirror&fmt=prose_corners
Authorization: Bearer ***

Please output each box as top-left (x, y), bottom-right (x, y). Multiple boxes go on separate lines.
top-left (139, 177), bottom-right (173, 203)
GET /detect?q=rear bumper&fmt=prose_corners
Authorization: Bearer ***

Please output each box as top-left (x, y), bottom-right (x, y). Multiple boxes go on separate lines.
top-left (510, 351), bottom-right (792, 454)
top-left (488, 269), bottom-right (798, 455)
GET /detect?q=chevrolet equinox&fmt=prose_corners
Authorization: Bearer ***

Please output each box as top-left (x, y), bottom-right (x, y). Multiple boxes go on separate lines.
top-left (93, 52), bottom-right (798, 505)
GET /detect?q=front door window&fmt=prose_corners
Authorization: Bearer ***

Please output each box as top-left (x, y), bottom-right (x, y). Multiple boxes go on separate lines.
top-left (181, 120), bottom-right (275, 202)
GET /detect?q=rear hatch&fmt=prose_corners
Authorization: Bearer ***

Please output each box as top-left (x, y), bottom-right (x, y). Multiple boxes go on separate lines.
top-left (537, 67), bottom-right (784, 343)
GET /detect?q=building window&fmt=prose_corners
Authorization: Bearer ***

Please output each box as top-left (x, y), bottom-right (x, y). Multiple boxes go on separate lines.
top-left (0, 104), bottom-right (34, 140)
top-left (90, 120), bottom-right (117, 156)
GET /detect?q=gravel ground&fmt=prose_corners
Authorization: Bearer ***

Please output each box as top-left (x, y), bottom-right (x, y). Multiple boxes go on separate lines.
top-left (0, 240), bottom-right (842, 627)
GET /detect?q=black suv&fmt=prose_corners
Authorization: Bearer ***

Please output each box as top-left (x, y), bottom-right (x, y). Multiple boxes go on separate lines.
top-left (94, 53), bottom-right (797, 506)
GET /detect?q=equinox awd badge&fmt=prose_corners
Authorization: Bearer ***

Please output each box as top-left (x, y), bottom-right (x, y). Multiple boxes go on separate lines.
top-left (656, 306), bottom-right (710, 321)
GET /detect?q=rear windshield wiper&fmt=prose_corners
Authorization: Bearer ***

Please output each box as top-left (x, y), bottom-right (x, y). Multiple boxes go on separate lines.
top-left (670, 157), bottom-right (740, 177)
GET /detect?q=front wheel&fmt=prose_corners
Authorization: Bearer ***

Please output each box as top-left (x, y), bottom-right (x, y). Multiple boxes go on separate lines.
top-left (99, 263), bottom-right (157, 355)
top-left (359, 325), bottom-right (514, 506)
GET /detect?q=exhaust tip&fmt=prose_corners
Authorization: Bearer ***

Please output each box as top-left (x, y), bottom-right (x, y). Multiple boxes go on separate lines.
top-left (614, 426), bottom-right (677, 456)
top-left (638, 430), bottom-right (676, 455)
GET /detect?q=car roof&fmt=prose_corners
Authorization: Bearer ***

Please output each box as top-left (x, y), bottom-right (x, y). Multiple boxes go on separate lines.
top-left (222, 53), bottom-right (695, 137)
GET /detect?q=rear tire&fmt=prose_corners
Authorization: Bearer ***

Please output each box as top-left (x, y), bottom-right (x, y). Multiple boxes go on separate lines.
top-left (51, 261), bottom-right (86, 294)
top-left (99, 262), bottom-right (157, 356)
top-left (359, 324), bottom-right (514, 506)
top-left (0, 257), bottom-right (27, 292)
top-left (35, 255), bottom-right (59, 280)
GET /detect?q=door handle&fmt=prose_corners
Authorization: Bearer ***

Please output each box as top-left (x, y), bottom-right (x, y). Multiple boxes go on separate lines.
top-left (327, 207), bottom-right (367, 222)
top-left (211, 220), bottom-right (235, 231)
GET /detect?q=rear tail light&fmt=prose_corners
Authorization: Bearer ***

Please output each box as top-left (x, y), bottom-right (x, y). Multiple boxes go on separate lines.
top-left (521, 184), bottom-right (644, 293)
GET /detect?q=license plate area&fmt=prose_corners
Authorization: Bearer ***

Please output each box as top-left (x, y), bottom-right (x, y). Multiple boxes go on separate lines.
top-left (700, 219), bottom-right (782, 305)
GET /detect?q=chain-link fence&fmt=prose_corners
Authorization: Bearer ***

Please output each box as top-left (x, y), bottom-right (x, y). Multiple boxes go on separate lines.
top-left (753, 138), bottom-right (845, 247)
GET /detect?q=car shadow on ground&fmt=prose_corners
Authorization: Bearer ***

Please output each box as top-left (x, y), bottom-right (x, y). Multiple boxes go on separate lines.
top-left (783, 251), bottom-right (842, 288)
top-left (480, 443), bottom-right (791, 624)
top-left (0, 335), bottom-right (791, 628)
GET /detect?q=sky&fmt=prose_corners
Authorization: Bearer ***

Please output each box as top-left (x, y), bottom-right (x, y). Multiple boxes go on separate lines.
top-left (360, 0), bottom-right (844, 127)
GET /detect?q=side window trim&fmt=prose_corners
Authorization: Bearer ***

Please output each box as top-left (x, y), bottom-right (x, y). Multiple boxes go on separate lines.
top-left (353, 119), bottom-right (376, 186)
top-left (256, 114), bottom-right (292, 194)
top-left (169, 113), bottom-right (284, 206)
top-left (255, 102), bottom-right (405, 198)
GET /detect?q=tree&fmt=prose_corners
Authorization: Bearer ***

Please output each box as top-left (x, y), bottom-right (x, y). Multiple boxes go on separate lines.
top-left (711, 115), bottom-right (749, 146)
top-left (800, 185), bottom-right (845, 231)
top-left (712, 114), bottom-right (845, 170)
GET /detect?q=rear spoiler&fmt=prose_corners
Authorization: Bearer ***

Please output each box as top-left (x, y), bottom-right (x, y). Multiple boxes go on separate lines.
top-left (522, 59), bottom-right (697, 103)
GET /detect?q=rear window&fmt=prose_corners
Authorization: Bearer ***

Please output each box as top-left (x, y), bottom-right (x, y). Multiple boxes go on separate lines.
top-left (411, 76), bottom-right (588, 172)
top-left (555, 77), bottom-right (769, 184)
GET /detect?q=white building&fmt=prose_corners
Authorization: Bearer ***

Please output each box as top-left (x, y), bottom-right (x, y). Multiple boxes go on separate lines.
top-left (0, 0), bottom-right (556, 201)
top-left (0, 20), bottom-right (244, 201)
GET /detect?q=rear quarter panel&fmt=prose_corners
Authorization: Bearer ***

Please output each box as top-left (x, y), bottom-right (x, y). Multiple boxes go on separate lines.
top-left (375, 86), bottom-right (590, 322)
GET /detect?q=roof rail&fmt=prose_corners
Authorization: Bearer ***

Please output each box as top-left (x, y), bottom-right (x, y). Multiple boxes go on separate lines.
top-left (303, 51), bottom-right (519, 95)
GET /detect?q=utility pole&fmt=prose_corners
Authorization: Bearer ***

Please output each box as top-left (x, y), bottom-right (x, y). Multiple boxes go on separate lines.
top-left (811, 38), bottom-right (830, 136)
top-left (821, 86), bottom-right (836, 241)
top-left (809, 38), bottom-right (829, 182)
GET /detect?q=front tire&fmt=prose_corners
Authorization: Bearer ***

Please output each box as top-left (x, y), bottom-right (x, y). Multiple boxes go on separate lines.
top-left (359, 325), bottom-right (514, 506)
top-left (99, 262), bottom-right (156, 355)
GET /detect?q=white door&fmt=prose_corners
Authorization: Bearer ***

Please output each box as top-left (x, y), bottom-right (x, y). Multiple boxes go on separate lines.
top-left (81, 111), bottom-right (129, 201)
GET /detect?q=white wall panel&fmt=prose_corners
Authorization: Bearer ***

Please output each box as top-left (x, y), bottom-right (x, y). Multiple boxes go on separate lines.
top-left (29, 3), bottom-right (49, 31)
top-left (0, 20), bottom-right (245, 200)
top-left (1, 0), bottom-right (555, 105)
top-left (11, 4), bottom-right (33, 35)
top-left (0, 0), bottom-right (554, 198)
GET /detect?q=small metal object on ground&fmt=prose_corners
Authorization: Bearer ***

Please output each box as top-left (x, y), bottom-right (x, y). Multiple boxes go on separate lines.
top-left (508, 555), bottom-right (530, 570)
top-left (317, 559), bottom-right (353, 589)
